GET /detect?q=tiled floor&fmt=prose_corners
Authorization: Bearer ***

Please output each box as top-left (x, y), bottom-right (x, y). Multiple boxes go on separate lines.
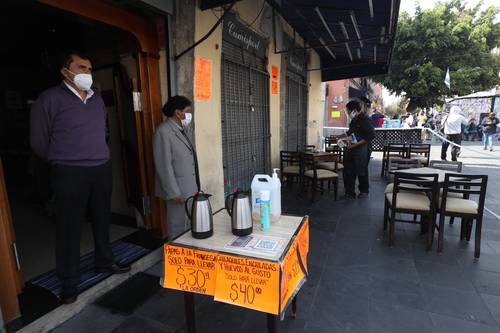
top-left (52, 143), bottom-right (500, 332)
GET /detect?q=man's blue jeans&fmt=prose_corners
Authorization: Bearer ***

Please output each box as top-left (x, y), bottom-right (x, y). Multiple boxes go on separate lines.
top-left (483, 133), bottom-right (495, 149)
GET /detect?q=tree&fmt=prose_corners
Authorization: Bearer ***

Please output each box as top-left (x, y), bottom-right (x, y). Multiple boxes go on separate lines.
top-left (374, 0), bottom-right (500, 110)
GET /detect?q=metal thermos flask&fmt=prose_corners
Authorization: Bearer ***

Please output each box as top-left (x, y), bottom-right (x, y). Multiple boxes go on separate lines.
top-left (185, 192), bottom-right (213, 239)
top-left (225, 190), bottom-right (253, 236)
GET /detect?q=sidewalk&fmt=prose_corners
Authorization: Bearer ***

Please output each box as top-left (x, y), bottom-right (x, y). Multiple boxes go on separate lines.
top-left (51, 143), bottom-right (500, 332)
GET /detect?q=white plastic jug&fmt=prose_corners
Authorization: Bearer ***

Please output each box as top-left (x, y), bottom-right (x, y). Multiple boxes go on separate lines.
top-left (251, 174), bottom-right (272, 222)
top-left (270, 168), bottom-right (281, 222)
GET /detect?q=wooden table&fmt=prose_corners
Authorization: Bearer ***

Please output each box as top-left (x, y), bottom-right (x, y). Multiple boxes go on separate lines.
top-left (162, 211), bottom-right (309, 333)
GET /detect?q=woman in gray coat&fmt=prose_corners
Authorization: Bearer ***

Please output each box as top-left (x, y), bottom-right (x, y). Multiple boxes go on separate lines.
top-left (153, 96), bottom-right (199, 240)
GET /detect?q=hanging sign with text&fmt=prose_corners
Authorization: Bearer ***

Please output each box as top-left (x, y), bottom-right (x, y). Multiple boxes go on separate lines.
top-left (163, 245), bottom-right (217, 296)
top-left (222, 12), bottom-right (268, 58)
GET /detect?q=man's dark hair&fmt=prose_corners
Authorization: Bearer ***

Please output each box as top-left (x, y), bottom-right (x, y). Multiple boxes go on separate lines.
top-left (60, 52), bottom-right (91, 69)
top-left (163, 95), bottom-right (192, 117)
top-left (346, 100), bottom-right (362, 112)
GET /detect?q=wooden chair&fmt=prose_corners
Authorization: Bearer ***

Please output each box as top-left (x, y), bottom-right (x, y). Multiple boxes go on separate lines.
top-left (280, 151), bottom-right (301, 185)
top-left (409, 143), bottom-right (431, 167)
top-left (301, 153), bottom-right (338, 201)
top-left (381, 143), bottom-right (408, 177)
top-left (437, 174), bottom-right (488, 258)
top-left (429, 160), bottom-right (463, 225)
top-left (384, 172), bottom-right (439, 249)
top-left (318, 146), bottom-right (344, 173)
top-left (324, 137), bottom-right (335, 152)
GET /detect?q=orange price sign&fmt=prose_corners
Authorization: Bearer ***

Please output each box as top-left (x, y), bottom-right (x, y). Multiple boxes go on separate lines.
top-left (280, 219), bottom-right (309, 313)
top-left (214, 255), bottom-right (280, 314)
top-left (297, 218), bottom-right (310, 270)
top-left (163, 245), bottom-right (217, 296)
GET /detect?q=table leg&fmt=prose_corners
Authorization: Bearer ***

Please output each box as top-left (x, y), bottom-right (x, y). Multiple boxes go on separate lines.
top-left (267, 314), bottom-right (277, 333)
top-left (292, 295), bottom-right (297, 319)
top-left (184, 292), bottom-right (196, 333)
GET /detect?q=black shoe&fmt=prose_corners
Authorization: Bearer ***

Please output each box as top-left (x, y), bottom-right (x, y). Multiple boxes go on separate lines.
top-left (357, 192), bottom-right (369, 199)
top-left (95, 264), bottom-right (131, 274)
top-left (343, 193), bottom-right (356, 200)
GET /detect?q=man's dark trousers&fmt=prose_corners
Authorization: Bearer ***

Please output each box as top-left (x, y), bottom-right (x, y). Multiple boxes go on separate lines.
top-left (441, 134), bottom-right (462, 161)
top-left (52, 162), bottom-right (113, 293)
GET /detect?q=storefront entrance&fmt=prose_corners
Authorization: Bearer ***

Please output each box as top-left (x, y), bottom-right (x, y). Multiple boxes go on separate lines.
top-left (220, 12), bottom-right (271, 194)
top-left (0, 0), bottom-right (164, 324)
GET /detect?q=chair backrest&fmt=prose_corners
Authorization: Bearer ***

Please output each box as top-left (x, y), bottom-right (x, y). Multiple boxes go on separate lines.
top-left (393, 172), bottom-right (439, 209)
top-left (280, 151), bottom-right (301, 174)
top-left (301, 153), bottom-right (315, 169)
top-left (409, 143), bottom-right (431, 155)
top-left (429, 160), bottom-right (463, 173)
top-left (442, 174), bottom-right (488, 215)
top-left (388, 158), bottom-right (420, 174)
top-left (385, 143), bottom-right (408, 158)
top-left (304, 145), bottom-right (315, 152)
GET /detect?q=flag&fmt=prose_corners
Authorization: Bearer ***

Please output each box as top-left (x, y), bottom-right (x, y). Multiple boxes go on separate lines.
top-left (444, 67), bottom-right (450, 90)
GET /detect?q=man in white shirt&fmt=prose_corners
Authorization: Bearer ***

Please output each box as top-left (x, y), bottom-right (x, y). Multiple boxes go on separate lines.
top-left (441, 105), bottom-right (468, 161)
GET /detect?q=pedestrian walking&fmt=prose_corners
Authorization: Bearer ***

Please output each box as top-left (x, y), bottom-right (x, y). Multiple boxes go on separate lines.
top-left (481, 112), bottom-right (500, 151)
top-left (440, 106), bottom-right (468, 161)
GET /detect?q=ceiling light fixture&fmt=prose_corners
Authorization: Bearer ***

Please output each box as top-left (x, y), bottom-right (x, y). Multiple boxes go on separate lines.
top-left (368, 0), bottom-right (374, 20)
top-left (373, 45), bottom-right (377, 64)
top-left (319, 37), bottom-right (336, 60)
top-left (345, 43), bottom-right (353, 61)
top-left (357, 48), bottom-right (361, 59)
top-left (350, 11), bottom-right (363, 48)
top-left (315, 6), bottom-right (336, 43)
top-left (380, 26), bottom-right (386, 44)
top-left (339, 21), bottom-right (349, 40)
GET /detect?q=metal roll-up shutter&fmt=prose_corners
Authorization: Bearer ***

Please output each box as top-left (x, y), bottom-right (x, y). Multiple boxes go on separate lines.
top-left (285, 70), bottom-right (308, 151)
top-left (221, 42), bottom-right (271, 194)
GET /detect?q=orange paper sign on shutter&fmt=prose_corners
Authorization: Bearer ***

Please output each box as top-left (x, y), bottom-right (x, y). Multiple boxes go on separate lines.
top-left (214, 255), bottom-right (280, 314)
top-left (163, 245), bottom-right (217, 296)
top-left (195, 57), bottom-right (212, 101)
top-left (271, 66), bottom-right (279, 81)
top-left (272, 81), bottom-right (279, 95)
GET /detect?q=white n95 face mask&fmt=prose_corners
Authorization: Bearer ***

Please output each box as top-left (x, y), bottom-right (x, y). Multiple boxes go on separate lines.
top-left (182, 112), bottom-right (193, 128)
top-left (67, 69), bottom-right (93, 91)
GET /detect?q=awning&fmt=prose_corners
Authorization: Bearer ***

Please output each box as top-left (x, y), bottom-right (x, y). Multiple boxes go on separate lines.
top-left (266, 0), bottom-right (401, 81)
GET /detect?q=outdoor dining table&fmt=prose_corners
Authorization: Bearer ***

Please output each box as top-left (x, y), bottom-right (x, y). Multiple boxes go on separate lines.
top-left (162, 210), bottom-right (309, 333)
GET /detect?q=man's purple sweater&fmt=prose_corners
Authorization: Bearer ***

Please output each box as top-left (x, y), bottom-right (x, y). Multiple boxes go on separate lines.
top-left (30, 83), bottom-right (109, 166)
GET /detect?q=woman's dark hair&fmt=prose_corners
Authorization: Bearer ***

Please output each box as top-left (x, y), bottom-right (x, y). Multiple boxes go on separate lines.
top-left (346, 100), bottom-right (362, 112)
top-left (163, 95), bottom-right (192, 117)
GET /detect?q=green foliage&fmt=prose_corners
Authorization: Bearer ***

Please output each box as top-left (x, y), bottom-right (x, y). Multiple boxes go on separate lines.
top-left (375, 0), bottom-right (500, 109)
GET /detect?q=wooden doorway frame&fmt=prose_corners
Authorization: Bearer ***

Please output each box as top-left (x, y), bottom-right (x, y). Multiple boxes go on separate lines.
top-left (0, 0), bottom-right (167, 323)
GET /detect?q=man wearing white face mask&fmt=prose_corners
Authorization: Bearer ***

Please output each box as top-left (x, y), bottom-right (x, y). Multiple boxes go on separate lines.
top-left (153, 95), bottom-right (200, 240)
top-left (30, 52), bottom-right (130, 304)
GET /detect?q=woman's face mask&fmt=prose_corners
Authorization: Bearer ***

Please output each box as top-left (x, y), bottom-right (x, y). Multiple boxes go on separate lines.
top-left (349, 110), bottom-right (358, 119)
